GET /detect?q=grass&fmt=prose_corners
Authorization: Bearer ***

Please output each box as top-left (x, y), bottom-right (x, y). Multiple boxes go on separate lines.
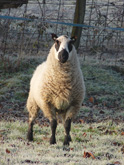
top-left (0, 56), bottom-right (124, 164)
top-left (0, 121), bottom-right (124, 165)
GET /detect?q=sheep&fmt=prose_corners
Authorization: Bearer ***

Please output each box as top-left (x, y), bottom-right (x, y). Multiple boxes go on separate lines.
top-left (27, 34), bottom-right (85, 145)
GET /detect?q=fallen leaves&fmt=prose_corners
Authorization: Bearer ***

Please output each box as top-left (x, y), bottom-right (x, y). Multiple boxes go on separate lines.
top-left (112, 142), bottom-right (121, 146)
top-left (104, 130), bottom-right (117, 135)
top-left (99, 110), bottom-right (105, 114)
top-left (106, 161), bottom-right (122, 165)
top-left (106, 152), bottom-right (114, 160)
top-left (42, 136), bottom-right (49, 141)
top-left (89, 97), bottom-right (94, 103)
top-left (6, 149), bottom-right (11, 154)
top-left (0, 129), bottom-right (6, 133)
top-left (8, 109), bottom-right (13, 111)
top-left (82, 132), bottom-right (87, 137)
top-left (89, 96), bottom-right (98, 105)
top-left (79, 119), bottom-right (85, 124)
top-left (22, 160), bottom-right (41, 164)
top-left (121, 145), bottom-right (124, 154)
top-left (0, 103), bottom-right (3, 109)
top-left (113, 161), bottom-right (121, 165)
top-left (83, 151), bottom-right (95, 159)
top-left (97, 125), bottom-right (106, 131)
top-left (121, 132), bottom-right (124, 136)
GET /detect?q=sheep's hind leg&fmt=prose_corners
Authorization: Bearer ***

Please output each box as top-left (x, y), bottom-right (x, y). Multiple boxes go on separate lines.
top-left (50, 119), bottom-right (57, 144)
top-left (63, 118), bottom-right (72, 145)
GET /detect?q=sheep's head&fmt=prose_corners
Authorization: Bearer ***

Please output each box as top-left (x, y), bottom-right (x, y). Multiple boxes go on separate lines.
top-left (51, 34), bottom-right (76, 63)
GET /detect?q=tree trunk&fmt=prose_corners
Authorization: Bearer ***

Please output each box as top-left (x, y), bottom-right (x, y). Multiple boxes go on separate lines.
top-left (71, 0), bottom-right (86, 50)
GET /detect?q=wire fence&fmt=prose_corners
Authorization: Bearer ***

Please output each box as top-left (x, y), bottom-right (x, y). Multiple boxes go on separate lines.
top-left (0, 0), bottom-right (124, 64)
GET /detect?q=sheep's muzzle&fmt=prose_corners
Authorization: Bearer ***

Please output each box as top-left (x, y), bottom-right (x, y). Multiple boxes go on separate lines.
top-left (58, 49), bottom-right (69, 63)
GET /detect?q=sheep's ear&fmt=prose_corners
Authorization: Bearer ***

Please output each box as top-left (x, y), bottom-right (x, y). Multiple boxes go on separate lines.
top-left (51, 33), bottom-right (58, 41)
top-left (70, 36), bottom-right (77, 44)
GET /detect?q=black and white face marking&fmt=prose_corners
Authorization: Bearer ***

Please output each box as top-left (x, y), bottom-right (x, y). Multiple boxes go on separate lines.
top-left (51, 34), bottom-right (76, 63)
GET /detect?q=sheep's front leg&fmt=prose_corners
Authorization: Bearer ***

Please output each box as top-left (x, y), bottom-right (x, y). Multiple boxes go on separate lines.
top-left (50, 119), bottom-right (57, 144)
top-left (63, 104), bottom-right (80, 145)
top-left (27, 113), bottom-right (38, 141)
top-left (27, 115), bottom-right (34, 141)
top-left (27, 97), bottom-right (39, 141)
top-left (40, 102), bottom-right (57, 144)
top-left (63, 118), bottom-right (72, 145)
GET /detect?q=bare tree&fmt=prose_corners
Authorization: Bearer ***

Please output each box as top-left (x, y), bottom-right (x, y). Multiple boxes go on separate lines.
top-left (71, 0), bottom-right (86, 49)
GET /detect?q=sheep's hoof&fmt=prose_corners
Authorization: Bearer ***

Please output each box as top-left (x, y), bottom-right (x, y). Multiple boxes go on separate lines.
top-left (27, 131), bottom-right (33, 141)
top-left (63, 135), bottom-right (71, 146)
top-left (50, 135), bottom-right (56, 145)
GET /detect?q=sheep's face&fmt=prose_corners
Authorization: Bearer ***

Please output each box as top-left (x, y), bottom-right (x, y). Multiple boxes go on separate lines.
top-left (52, 34), bottom-right (76, 63)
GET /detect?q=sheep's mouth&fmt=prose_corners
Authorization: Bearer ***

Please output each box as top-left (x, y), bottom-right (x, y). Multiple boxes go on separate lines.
top-left (59, 58), bottom-right (68, 63)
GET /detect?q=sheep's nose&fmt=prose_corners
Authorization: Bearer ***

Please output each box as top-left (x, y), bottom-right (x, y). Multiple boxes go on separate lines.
top-left (58, 49), bottom-right (69, 63)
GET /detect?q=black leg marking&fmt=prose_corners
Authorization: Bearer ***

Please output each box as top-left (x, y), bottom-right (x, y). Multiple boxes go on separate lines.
top-left (50, 119), bottom-right (57, 145)
top-left (27, 122), bottom-right (33, 141)
top-left (63, 118), bottom-right (72, 145)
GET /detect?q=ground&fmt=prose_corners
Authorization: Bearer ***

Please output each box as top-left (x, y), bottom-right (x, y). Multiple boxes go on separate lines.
top-left (0, 55), bottom-right (124, 165)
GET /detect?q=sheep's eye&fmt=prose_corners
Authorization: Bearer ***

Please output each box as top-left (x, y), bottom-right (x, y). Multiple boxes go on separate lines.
top-left (56, 40), bottom-right (61, 45)
top-left (55, 40), bottom-right (61, 51)
top-left (68, 41), bottom-right (73, 52)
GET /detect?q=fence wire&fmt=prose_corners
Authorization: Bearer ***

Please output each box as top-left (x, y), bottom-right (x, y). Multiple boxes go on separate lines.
top-left (0, 0), bottom-right (124, 63)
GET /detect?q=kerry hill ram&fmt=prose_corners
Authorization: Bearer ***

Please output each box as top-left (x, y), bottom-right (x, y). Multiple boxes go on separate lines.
top-left (27, 34), bottom-right (85, 145)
